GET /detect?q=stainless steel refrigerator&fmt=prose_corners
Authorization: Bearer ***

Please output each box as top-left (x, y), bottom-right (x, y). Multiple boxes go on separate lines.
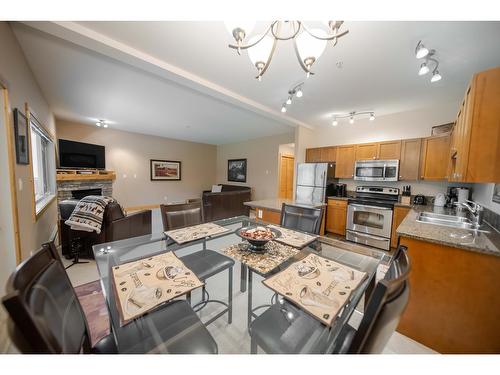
top-left (295, 163), bottom-right (333, 204)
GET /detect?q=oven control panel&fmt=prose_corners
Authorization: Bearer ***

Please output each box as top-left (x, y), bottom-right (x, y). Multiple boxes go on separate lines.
top-left (355, 186), bottom-right (400, 195)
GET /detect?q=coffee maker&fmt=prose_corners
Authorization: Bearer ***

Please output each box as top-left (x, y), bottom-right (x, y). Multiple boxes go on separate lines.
top-left (326, 183), bottom-right (347, 197)
top-left (446, 186), bottom-right (470, 207)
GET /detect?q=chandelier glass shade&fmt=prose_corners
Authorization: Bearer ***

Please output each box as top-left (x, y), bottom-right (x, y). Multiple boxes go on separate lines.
top-left (226, 21), bottom-right (349, 80)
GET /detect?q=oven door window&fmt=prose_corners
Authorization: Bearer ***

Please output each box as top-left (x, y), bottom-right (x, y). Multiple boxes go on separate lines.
top-left (356, 167), bottom-right (384, 178)
top-left (353, 211), bottom-right (384, 229)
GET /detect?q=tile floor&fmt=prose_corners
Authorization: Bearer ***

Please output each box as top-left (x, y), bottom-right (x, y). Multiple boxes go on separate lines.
top-left (61, 209), bottom-right (437, 354)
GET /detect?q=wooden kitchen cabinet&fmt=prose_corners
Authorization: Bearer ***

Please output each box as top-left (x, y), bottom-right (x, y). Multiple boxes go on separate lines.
top-left (390, 206), bottom-right (410, 248)
top-left (377, 140), bottom-right (401, 160)
top-left (335, 145), bottom-right (356, 178)
top-left (420, 134), bottom-right (451, 180)
top-left (320, 146), bottom-right (337, 162)
top-left (305, 148), bottom-right (321, 162)
top-left (355, 143), bottom-right (378, 160)
top-left (399, 138), bottom-right (422, 180)
top-left (448, 67), bottom-right (500, 182)
top-left (326, 199), bottom-right (347, 235)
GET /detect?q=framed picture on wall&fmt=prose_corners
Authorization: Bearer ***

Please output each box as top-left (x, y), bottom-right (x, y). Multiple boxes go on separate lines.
top-left (493, 184), bottom-right (500, 204)
top-left (150, 159), bottom-right (181, 181)
top-left (227, 158), bottom-right (247, 183)
top-left (13, 108), bottom-right (30, 164)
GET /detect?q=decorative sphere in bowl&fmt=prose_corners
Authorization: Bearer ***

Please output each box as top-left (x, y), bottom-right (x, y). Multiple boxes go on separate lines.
top-left (236, 225), bottom-right (281, 252)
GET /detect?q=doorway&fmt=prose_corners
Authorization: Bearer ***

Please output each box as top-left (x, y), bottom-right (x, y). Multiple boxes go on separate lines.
top-left (278, 143), bottom-right (295, 200)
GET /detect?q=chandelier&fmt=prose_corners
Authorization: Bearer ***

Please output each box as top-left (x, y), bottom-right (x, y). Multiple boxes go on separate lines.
top-left (225, 21), bottom-right (349, 81)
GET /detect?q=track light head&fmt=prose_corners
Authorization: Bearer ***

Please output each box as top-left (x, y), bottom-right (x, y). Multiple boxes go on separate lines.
top-left (415, 41), bottom-right (429, 59)
top-left (281, 105), bottom-right (287, 113)
top-left (332, 119), bottom-right (338, 126)
top-left (370, 113), bottom-right (375, 121)
top-left (349, 116), bottom-right (354, 124)
top-left (431, 70), bottom-right (442, 83)
top-left (296, 89), bottom-right (303, 98)
top-left (418, 62), bottom-right (430, 76)
top-left (286, 96), bottom-right (292, 105)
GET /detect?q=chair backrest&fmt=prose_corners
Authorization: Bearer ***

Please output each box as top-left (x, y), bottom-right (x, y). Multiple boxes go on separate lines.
top-left (160, 201), bottom-right (204, 231)
top-left (279, 203), bottom-right (324, 235)
top-left (346, 245), bottom-right (411, 354)
top-left (1, 242), bottom-right (91, 353)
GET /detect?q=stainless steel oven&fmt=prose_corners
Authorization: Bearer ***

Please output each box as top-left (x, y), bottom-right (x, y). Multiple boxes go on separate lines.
top-left (354, 160), bottom-right (399, 182)
top-left (345, 186), bottom-right (399, 251)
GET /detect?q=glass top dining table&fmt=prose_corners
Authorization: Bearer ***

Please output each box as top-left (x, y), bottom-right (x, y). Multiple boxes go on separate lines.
top-left (92, 216), bottom-right (388, 354)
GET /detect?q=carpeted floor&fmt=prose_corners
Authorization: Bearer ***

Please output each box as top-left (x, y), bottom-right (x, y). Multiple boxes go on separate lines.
top-left (74, 280), bottom-right (110, 346)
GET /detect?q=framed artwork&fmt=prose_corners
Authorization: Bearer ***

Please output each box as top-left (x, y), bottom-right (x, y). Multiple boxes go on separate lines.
top-left (493, 184), bottom-right (500, 204)
top-left (13, 108), bottom-right (30, 164)
top-left (228, 158), bottom-right (247, 183)
top-left (150, 159), bottom-right (181, 181)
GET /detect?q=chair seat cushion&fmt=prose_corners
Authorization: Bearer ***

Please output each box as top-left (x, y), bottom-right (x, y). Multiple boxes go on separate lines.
top-left (92, 334), bottom-right (118, 354)
top-left (249, 301), bottom-right (333, 354)
top-left (180, 250), bottom-right (234, 280)
top-left (109, 300), bottom-right (218, 354)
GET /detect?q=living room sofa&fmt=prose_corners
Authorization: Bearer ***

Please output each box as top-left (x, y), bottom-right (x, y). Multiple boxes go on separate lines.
top-left (202, 184), bottom-right (251, 221)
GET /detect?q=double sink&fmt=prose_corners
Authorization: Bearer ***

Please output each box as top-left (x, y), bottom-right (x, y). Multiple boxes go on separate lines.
top-left (416, 211), bottom-right (490, 233)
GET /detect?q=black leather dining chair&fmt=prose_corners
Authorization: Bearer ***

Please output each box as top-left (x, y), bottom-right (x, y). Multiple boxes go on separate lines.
top-left (248, 245), bottom-right (411, 354)
top-left (1, 242), bottom-right (218, 354)
top-left (160, 202), bottom-right (235, 325)
top-left (280, 203), bottom-right (324, 235)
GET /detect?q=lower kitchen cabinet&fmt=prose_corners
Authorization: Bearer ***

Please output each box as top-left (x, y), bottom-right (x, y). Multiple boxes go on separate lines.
top-left (326, 199), bottom-right (347, 236)
top-left (397, 237), bottom-right (500, 353)
top-left (391, 206), bottom-right (410, 248)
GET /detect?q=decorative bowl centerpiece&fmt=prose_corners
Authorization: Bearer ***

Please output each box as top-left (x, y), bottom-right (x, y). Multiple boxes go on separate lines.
top-left (236, 225), bottom-right (281, 252)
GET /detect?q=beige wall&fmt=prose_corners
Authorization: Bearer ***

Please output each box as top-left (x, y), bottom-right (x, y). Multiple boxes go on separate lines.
top-left (56, 120), bottom-right (217, 207)
top-left (0, 22), bottom-right (58, 262)
top-left (216, 132), bottom-right (295, 200)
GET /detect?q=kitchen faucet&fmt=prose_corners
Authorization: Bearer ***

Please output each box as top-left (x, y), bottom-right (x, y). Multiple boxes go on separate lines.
top-left (456, 200), bottom-right (484, 226)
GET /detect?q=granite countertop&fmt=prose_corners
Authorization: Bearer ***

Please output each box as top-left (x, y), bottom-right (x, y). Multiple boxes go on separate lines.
top-left (244, 198), bottom-right (326, 212)
top-left (397, 205), bottom-right (500, 257)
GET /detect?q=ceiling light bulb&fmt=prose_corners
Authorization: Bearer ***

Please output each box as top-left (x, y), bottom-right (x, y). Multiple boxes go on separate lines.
top-left (96, 122), bottom-right (101, 127)
top-left (296, 89), bottom-right (303, 98)
top-left (103, 124), bottom-right (108, 128)
top-left (370, 113), bottom-right (375, 121)
top-left (431, 70), bottom-right (442, 82)
top-left (296, 29), bottom-right (328, 67)
top-left (281, 105), bottom-right (287, 113)
top-left (332, 119), bottom-right (338, 126)
top-left (415, 42), bottom-right (429, 59)
top-left (224, 21), bottom-right (255, 42)
top-left (349, 116), bottom-right (354, 124)
top-left (286, 97), bottom-right (292, 105)
top-left (248, 35), bottom-right (274, 74)
top-left (418, 62), bottom-right (429, 76)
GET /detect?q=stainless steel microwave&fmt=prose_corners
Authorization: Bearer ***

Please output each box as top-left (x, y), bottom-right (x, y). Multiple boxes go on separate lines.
top-left (354, 159), bottom-right (399, 182)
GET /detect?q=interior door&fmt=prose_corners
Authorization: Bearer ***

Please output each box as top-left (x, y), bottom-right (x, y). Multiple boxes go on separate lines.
top-left (279, 155), bottom-right (294, 199)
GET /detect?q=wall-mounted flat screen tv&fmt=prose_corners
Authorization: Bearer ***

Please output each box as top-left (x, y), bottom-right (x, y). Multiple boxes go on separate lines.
top-left (58, 139), bottom-right (105, 169)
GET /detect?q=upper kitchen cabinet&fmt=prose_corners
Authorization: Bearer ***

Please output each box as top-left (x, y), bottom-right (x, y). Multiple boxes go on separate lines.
top-left (320, 146), bottom-right (337, 162)
top-left (305, 148), bottom-right (321, 162)
top-left (449, 67), bottom-right (500, 183)
top-left (399, 138), bottom-right (422, 181)
top-left (335, 145), bottom-right (356, 178)
top-left (420, 134), bottom-right (451, 180)
top-left (355, 143), bottom-right (378, 160)
top-left (377, 140), bottom-right (401, 160)
top-left (355, 141), bottom-right (401, 160)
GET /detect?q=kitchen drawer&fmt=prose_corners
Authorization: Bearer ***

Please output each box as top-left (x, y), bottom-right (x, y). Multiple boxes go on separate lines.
top-left (328, 198), bottom-right (348, 208)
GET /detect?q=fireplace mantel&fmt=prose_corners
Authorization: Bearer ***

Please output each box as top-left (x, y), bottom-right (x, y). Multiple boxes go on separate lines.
top-left (56, 169), bottom-right (116, 182)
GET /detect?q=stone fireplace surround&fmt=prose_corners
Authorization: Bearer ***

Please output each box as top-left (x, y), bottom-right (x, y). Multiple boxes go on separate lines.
top-left (56, 179), bottom-right (113, 218)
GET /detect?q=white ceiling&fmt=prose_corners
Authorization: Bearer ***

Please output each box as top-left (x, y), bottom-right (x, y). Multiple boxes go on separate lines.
top-left (12, 21), bottom-right (500, 144)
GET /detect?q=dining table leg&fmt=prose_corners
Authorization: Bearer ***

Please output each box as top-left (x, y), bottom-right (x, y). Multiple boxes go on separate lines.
top-left (247, 268), bottom-right (253, 329)
top-left (240, 263), bottom-right (247, 292)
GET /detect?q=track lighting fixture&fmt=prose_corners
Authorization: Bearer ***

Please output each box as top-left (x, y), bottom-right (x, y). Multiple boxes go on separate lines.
top-left (279, 82), bottom-right (304, 111)
top-left (415, 40), bottom-right (442, 83)
top-left (330, 111), bottom-right (375, 126)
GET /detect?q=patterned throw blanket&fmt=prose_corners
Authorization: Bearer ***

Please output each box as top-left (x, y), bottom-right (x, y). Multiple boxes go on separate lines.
top-left (65, 195), bottom-right (116, 233)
